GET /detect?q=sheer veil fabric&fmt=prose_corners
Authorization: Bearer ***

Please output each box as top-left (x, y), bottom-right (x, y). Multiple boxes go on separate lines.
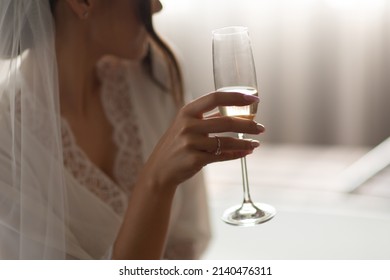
top-left (0, 0), bottom-right (71, 259)
top-left (0, 1), bottom-right (210, 259)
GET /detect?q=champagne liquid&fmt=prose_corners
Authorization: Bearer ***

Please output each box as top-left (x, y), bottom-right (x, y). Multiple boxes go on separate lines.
top-left (218, 86), bottom-right (258, 120)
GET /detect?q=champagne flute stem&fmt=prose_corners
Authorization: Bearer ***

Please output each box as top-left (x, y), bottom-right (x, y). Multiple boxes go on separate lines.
top-left (238, 133), bottom-right (253, 204)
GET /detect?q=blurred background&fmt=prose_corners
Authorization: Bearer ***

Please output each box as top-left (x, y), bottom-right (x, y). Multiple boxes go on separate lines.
top-left (155, 0), bottom-right (389, 146)
top-left (155, 0), bottom-right (390, 259)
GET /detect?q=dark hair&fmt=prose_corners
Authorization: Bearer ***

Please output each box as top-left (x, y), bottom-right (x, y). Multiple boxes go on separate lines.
top-left (49, 0), bottom-right (183, 106)
top-left (49, 0), bottom-right (56, 13)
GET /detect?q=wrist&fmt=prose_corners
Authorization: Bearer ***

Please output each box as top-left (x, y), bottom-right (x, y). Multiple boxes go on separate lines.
top-left (134, 166), bottom-right (178, 200)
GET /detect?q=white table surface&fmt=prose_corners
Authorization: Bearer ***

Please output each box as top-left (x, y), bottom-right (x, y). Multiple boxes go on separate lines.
top-left (201, 144), bottom-right (390, 259)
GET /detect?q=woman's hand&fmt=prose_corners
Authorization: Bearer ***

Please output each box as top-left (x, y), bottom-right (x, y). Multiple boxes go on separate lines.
top-left (113, 91), bottom-right (265, 260)
top-left (140, 91), bottom-right (265, 192)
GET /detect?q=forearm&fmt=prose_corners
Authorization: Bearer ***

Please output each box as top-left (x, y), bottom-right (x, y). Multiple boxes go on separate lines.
top-left (112, 175), bottom-right (176, 260)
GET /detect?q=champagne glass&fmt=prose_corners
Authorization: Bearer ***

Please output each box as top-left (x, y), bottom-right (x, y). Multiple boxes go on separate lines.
top-left (212, 26), bottom-right (276, 226)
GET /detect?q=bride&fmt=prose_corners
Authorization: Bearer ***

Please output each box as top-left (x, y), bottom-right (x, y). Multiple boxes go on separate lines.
top-left (0, 0), bottom-right (263, 259)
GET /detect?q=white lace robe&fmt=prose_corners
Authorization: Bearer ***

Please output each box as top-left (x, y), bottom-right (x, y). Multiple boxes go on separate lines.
top-left (0, 54), bottom-right (210, 259)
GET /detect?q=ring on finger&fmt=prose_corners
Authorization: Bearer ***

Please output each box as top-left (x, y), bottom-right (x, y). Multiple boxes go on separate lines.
top-left (214, 136), bottom-right (222, 156)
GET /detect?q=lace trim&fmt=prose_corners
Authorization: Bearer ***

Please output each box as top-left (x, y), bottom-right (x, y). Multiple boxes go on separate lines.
top-left (61, 120), bottom-right (128, 215)
top-left (98, 57), bottom-right (143, 195)
top-left (61, 56), bottom-right (143, 216)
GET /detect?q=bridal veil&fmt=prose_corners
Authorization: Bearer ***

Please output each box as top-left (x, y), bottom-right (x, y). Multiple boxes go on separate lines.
top-left (0, 0), bottom-right (69, 259)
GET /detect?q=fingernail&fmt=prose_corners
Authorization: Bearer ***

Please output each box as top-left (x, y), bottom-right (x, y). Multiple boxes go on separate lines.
top-left (251, 140), bottom-right (260, 148)
top-left (243, 94), bottom-right (259, 102)
top-left (257, 123), bottom-right (265, 133)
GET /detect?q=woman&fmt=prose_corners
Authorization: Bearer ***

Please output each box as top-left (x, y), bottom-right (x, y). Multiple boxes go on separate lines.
top-left (0, 0), bottom-right (263, 259)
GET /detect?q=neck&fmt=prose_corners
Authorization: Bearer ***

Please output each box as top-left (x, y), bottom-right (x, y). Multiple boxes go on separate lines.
top-left (55, 20), bottom-right (101, 117)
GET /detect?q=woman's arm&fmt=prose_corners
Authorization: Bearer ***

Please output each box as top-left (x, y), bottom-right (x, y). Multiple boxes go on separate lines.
top-left (112, 91), bottom-right (264, 259)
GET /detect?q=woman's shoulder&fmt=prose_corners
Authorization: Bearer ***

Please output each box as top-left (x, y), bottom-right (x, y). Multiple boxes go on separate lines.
top-left (149, 42), bottom-right (171, 89)
top-left (96, 55), bottom-right (132, 84)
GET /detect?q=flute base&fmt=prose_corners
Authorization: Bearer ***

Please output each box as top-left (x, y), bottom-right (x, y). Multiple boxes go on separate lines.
top-left (222, 202), bottom-right (276, 227)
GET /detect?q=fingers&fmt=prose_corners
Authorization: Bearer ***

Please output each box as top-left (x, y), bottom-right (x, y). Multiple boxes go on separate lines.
top-left (203, 111), bottom-right (220, 119)
top-left (193, 116), bottom-right (265, 135)
top-left (209, 150), bottom-right (254, 163)
top-left (195, 135), bottom-right (260, 154)
top-left (166, 91), bottom-right (264, 179)
top-left (183, 135), bottom-right (260, 169)
top-left (183, 91), bottom-right (259, 117)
